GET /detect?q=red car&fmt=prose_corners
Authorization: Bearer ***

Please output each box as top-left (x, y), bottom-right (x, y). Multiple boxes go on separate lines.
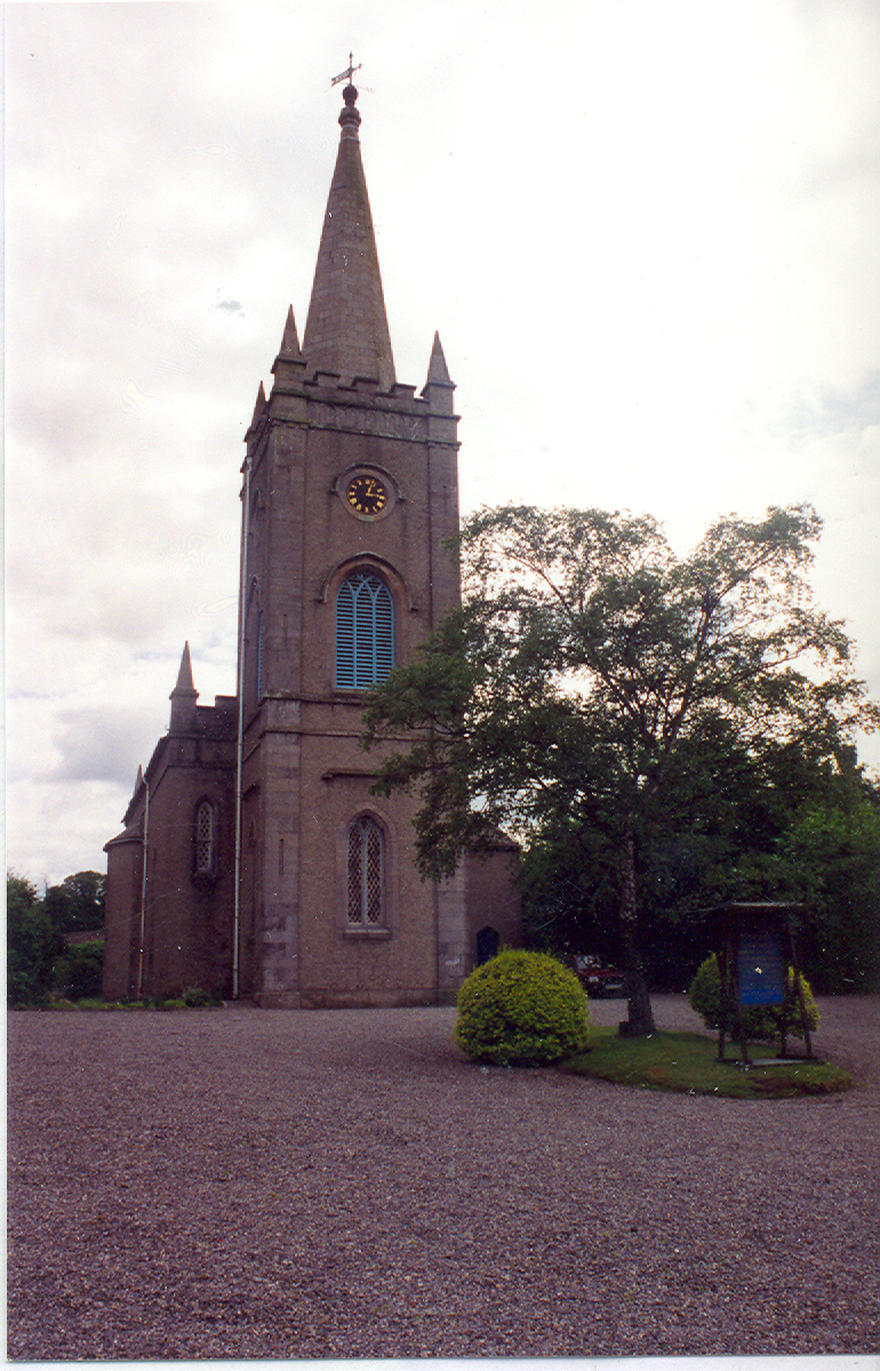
top-left (573, 955), bottom-right (626, 998)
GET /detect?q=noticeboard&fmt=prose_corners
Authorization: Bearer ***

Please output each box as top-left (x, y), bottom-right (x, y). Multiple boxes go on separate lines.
top-left (708, 901), bottom-right (812, 1062)
top-left (736, 926), bottom-right (786, 1006)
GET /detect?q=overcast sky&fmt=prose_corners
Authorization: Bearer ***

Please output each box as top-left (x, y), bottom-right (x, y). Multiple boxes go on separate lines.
top-left (6, 0), bottom-right (880, 887)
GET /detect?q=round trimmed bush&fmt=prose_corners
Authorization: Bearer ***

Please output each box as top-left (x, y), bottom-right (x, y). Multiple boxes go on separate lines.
top-left (455, 949), bottom-right (590, 1066)
top-left (688, 952), bottom-right (819, 1040)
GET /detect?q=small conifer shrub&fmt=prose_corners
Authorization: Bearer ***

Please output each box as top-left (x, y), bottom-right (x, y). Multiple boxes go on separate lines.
top-left (455, 949), bottom-right (590, 1066)
top-left (182, 985), bottom-right (221, 1008)
top-left (688, 952), bottom-right (818, 1040)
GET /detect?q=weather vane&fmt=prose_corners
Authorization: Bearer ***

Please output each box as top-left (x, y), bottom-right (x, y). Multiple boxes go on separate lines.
top-left (331, 53), bottom-right (361, 87)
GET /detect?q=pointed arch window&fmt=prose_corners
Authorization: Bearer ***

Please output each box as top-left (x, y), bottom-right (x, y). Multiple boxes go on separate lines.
top-left (193, 800), bottom-right (216, 877)
top-left (346, 816), bottom-right (385, 927)
top-left (335, 570), bottom-right (394, 689)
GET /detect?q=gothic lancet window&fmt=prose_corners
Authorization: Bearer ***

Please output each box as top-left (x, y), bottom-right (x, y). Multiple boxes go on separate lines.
top-left (346, 816), bottom-right (385, 927)
top-left (194, 800), bottom-right (216, 877)
top-left (335, 570), bottom-right (394, 688)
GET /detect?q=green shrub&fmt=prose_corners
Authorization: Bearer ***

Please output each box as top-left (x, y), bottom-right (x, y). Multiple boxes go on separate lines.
top-left (688, 953), bottom-right (819, 1040)
top-left (7, 875), bottom-right (64, 1006)
top-left (455, 949), bottom-right (590, 1066)
top-left (182, 986), bottom-right (220, 1008)
top-left (52, 941), bottom-right (104, 1001)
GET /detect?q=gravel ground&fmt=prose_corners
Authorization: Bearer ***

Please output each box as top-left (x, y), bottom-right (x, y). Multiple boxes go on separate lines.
top-left (7, 993), bottom-right (879, 1360)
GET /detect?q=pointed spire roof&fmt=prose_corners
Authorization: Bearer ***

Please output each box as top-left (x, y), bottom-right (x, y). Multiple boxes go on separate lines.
top-left (171, 642), bottom-right (197, 700)
top-left (421, 331), bottom-right (456, 414)
top-left (426, 331), bottom-right (452, 385)
top-left (302, 82), bottom-right (396, 390)
top-left (169, 642), bottom-right (198, 733)
top-left (251, 381), bottom-right (267, 425)
top-left (278, 305), bottom-right (301, 359)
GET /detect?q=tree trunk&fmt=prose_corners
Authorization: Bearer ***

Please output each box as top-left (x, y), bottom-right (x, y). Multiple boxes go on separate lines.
top-left (618, 821), bottom-right (656, 1037)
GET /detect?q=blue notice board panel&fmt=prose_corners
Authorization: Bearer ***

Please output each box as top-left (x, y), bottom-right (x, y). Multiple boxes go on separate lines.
top-left (738, 928), bottom-right (786, 1006)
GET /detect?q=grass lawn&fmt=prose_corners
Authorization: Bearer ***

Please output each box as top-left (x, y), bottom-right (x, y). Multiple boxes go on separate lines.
top-left (563, 1027), bottom-right (852, 1098)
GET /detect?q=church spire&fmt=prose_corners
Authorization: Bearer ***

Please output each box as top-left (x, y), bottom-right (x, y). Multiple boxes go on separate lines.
top-left (426, 331), bottom-right (452, 385)
top-left (169, 641), bottom-right (198, 731)
top-left (172, 641), bottom-right (197, 697)
top-left (278, 305), bottom-right (301, 359)
top-left (302, 76), bottom-right (396, 390)
top-left (421, 331), bottom-right (455, 414)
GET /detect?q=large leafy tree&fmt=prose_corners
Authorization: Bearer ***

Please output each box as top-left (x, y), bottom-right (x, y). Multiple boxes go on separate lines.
top-left (363, 503), bottom-right (877, 1035)
top-left (43, 870), bottom-right (105, 933)
top-left (769, 757), bottom-right (880, 992)
top-left (518, 740), bottom-right (880, 994)
top-left (6, 873), bottom-right (65, 1007)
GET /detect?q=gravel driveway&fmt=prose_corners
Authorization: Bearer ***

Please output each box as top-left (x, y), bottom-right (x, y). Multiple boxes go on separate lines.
top-left (7, 993), bottom-right (879, 1359)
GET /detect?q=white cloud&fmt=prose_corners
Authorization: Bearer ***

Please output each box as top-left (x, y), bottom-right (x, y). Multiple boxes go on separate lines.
top-left (6, 0), bottom-right (880, 883)
top-left (47, 707), bottom-right (153, 786)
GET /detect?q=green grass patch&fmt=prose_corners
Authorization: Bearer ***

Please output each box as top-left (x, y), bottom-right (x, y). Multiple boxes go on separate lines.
top-left (563, 1027), bottom-right (852, 1098)
top-left (34, 993), bottom-right (221, 1012)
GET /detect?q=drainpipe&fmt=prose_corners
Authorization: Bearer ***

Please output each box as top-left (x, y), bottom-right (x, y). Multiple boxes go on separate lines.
top-left (135, 776), bottom-right (150, 1000)
top-left (233, 455), bottom-right (252, 999)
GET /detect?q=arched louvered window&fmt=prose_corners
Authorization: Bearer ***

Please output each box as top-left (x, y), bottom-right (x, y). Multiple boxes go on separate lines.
top-left (194, 800), bottom-right (215, 876)
top-left (256, 610), bottom-right (264, 699)
top-left (335, 570), bottom-right (394, 688)
top-left (346, 817), bottom-right (385, 927)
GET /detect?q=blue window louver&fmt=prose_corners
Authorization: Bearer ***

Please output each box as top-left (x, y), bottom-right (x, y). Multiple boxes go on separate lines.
top-left (336, 571), bottom-right (394, 688)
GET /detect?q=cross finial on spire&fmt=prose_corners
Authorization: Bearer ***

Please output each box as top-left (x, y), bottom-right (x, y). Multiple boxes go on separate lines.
top-left (331, 53), bottom-right (361, 88)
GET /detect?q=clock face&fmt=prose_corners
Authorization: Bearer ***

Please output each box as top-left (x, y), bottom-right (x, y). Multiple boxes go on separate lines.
top-left (346, 473), bottom-right (388, 516)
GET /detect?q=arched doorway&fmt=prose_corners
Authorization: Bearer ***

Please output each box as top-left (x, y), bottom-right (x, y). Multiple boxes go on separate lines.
top-left (475, 926), bottom-right (500, 966)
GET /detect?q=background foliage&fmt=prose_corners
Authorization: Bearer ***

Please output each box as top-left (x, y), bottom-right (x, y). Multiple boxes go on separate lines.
top-left (7, 870), bottom-right (105, 1007)
top-left (519, 745), bottom-right (880, 993)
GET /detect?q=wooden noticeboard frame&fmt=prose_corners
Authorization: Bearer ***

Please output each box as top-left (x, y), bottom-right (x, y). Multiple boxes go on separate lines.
top-left (707, 902), bottom-right (814, 1064)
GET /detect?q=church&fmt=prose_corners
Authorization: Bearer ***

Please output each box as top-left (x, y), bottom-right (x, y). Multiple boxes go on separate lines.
top-left (102, 77), bottom-right (521, 1008)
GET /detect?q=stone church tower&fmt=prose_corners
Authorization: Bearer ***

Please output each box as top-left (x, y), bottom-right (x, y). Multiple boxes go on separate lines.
top-left (103, 81), bottom-right (521, 1006)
